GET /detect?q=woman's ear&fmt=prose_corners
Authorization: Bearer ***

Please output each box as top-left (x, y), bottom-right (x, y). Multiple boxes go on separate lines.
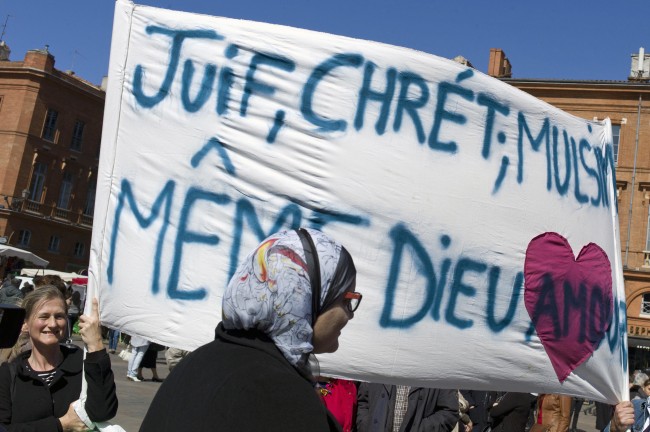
top-left (21, 322), bottom-right (28, 333)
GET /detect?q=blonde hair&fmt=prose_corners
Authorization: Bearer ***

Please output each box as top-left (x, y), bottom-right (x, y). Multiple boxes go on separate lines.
top-left (22, 285), bottom-right (67, 320)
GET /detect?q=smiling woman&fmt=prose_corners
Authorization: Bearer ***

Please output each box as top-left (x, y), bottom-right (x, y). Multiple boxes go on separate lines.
top-left (26, 298), bottom-right (67, 347)
top-left (0, 286), bottom-right (118, 431)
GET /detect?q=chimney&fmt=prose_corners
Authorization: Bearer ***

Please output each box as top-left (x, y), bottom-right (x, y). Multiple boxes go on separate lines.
top-left (629, 47), bottom-right (649, 81)
top-left (488, 48), bottom-right (512, 78)
top-left (452, 55), bottom-right (474, 68)
top-left (24, 46), bottom-right (55, 73)
top-left (0, 41), bottom-right (10, 61)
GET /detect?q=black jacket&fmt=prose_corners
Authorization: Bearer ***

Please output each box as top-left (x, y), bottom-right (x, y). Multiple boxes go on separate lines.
top-left (460, 390), bottom-right (499, 431)
top-left (0, 345), bottom-right (118, 431)
top-left (140, 323), bottom-right (341, 432)
top-left (356, 383), bottom-right (459, 432)
top-left (0, 285), bottom-right (23, 306)
top-left (489, 392), bottom-right (536, 432)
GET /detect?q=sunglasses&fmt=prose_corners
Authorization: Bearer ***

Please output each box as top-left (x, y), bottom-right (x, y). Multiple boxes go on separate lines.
top-left (343, 291), bottom-right (362, 313)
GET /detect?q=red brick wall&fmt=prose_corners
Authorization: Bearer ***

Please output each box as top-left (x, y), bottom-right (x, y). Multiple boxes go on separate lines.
top-left (0, 49), bottom-right (103, 271)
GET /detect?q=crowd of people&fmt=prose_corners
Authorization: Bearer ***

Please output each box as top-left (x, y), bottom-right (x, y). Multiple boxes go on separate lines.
top-left (0, 229), bottom-right (643, 431)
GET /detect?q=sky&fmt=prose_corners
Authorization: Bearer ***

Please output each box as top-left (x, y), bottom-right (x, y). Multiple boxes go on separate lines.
top-left (1, 0), bottom-right (650, 86)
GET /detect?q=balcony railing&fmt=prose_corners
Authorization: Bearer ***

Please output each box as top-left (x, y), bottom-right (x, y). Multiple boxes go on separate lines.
top-left (24, 200), bottom-right (42, 213)
top-left (0, 194), bottom-right (93, 227)
top-left (79, 214), bottom-right (94, 226)
top-left (53, 207), bottom-right (70, 220)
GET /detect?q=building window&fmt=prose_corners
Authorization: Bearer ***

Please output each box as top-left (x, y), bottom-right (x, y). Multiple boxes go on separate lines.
top-left (612, 124), bottom-right (621, 165)
top-left (643, 293), bottom-right (650, 315)
top-left (42, 109), bottom-right (58, 142)
top-left (73, 242), bottom-right (85, 258)
top-left (28, 162), bottom-right (47, 202)
top-left (17, 230), bottom-right (31, 247)
top-left (70, 120), bottom-right (85, 151)
top-left (48, 235), bottom-right (60, 252)
top-left (57, 171), bottom-right (74, 209)
top-left (83, 178), bottom-right (96, 216)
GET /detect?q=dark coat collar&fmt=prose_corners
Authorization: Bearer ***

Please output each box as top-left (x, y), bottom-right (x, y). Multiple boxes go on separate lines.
top-left (16, 344), bottom-right (82, 377)
top-left (215, 322), bottom-right (315, 383)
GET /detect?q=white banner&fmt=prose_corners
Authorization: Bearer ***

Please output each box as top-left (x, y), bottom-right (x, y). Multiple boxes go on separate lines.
top-left (91, 0), bottom-right (628, 402)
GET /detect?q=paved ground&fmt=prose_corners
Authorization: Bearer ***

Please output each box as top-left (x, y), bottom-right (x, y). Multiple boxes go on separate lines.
top-left (67, 336), bottom-right (166, 431)
top-left (87, 338), bottom-right (604, 431)
top-left (573, 402), bottom-right (605, 432)
top-left (103, 341), bottom-right (168, 431)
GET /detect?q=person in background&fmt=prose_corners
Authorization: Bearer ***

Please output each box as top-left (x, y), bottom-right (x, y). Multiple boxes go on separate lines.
top-left (460, 390), bottom-right (498, 432)
top-left (65, 289), bottom-right (81, 343)
top-left (488, 392), bottom-right (536, 432)
top-left (457, 391), bottom-right (473, 432)
top-left (533, 394), bottom-right (571, 432)
top-left (19, 282), bottom-right (34, 297)
top-left (629, 371), bottom-right (650, 400)
top-left (356, 383), bottom-right (459, 432)
top-left (107, 328), bottom-right (120, 354)
top-left (0, 286), bottom-right (118, 430)
top-left (641, 378), bottom-right (650, 401)
top-left (568, 396), bottom-right (585, 432)
top-left (164, 347), bottom-right (189, 372)
top-left (0, 278), bottom-right (23, 305)
top-left (317, 377), bottom-right (357, 432)
top-left (33, 275), bottom-right (67, 297)
top-left (0, 279), bottom-right (26, 365)
top-left (137, 342), bottom-right (163, 382)
top-left (596, 402), bottom-right (614, 432)
top-left (126, 334), bottom-right (149, 382)
top-left (140, 228), bottom-right (359, 431)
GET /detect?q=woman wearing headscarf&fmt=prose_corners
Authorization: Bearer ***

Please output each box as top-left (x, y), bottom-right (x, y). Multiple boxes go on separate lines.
top-left (140, 228), bottom-right (360, 432)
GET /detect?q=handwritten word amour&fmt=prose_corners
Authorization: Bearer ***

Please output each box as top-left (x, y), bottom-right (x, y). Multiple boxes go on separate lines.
top-left (380, 223), bottom-right (626, 357)
top-left (132, 26), bottom-right (616, 208)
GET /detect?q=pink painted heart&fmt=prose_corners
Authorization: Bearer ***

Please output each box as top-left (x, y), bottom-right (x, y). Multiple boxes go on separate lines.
top-left (524, 232), bottom-right (613, 382)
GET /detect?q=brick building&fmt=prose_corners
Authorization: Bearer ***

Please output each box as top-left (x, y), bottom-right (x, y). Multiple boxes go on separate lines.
top-left (488, 48), bottom-right (650, 369)
top-left (0, 44), bottom-right (104, 273)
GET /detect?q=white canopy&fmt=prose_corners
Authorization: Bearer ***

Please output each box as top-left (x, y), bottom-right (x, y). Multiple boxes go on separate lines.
top-left (20, 268), bottom-right (81, 282)
top-left (0, 245), bottom-right (48, 267)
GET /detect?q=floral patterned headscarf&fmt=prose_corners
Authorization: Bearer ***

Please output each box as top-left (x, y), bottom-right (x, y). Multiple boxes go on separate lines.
top-left (222, 229), bottom-right (356, 367)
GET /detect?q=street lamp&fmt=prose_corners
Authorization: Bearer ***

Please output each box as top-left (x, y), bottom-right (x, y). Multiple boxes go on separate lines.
top-left (10, 188), bottom-right (31, 211)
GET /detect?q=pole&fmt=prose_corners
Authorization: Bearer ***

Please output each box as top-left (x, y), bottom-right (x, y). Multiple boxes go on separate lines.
top-left (624, 93), bottom-right (642, 266)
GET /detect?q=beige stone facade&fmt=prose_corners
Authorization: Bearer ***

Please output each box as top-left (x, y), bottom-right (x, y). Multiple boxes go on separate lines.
top-left (489, 48), bottom-right (650, 369)
top-left (0, 47), bottom-right (104, 273)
